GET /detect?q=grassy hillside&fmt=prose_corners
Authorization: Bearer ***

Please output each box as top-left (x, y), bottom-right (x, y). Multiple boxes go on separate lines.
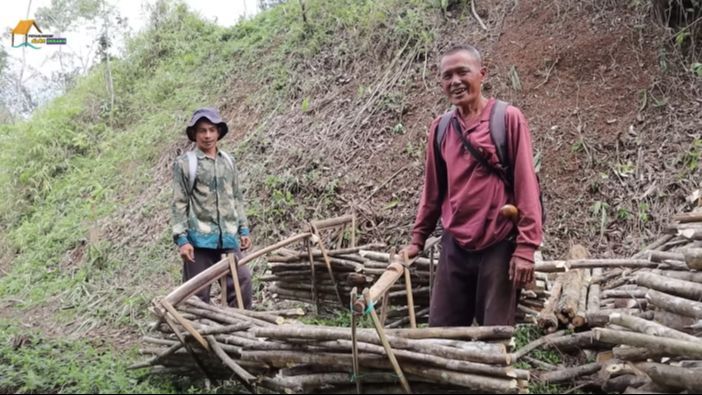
top-left (0, 0), bottom-right (447, 392)
top-left (0, 0), bottom-right (699, 392)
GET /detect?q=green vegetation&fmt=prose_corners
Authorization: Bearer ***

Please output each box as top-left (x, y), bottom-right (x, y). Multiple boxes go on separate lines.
top-left (0, 0), bottom-right (447, 391)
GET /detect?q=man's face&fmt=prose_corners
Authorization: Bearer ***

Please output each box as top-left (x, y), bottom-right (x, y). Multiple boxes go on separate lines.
top-left (439, 50), bottom-right (486, 108)
top-left (194, 119), bottom-right (219, 152)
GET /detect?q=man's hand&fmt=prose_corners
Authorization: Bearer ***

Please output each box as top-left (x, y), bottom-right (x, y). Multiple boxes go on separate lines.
top-left (241, 236), bottom-right (252, 251)
top-left (509, 256), bottom-right (534, 288)
top-left (179, 243), bottom-right (195, 263)
top-left (399, 244), bottom-right (421, 260)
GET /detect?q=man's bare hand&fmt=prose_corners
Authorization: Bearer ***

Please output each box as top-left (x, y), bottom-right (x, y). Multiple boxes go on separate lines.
top-left (179, 243), bottom-right (195, 263)
top-left (399, 244), bottom-right (421, 260)
top-left (509, 256), bottom-right (534, 288)
top-left (241, 236), bottom-right (252, 251)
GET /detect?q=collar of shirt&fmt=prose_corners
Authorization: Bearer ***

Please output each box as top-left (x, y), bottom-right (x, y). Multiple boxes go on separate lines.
top-left (453, 97), bottom-right (495, 133)
top-left (194, 146), bottom-right (222, 160)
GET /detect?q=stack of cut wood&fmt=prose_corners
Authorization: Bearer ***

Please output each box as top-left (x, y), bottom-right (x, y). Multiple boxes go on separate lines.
top-left (266, 242), bottom-right (550, 328)
top-left (263, 244), bottom-right (441, 327)
top-left (136, 297), bottom-right (529, 394)
top-left (513, 207), bottom-right (702, 393)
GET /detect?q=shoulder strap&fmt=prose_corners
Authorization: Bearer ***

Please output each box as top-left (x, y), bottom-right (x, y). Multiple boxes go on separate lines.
top-left (220, 151), bottom-right (234, 170)
top-left (434, 111), bottom-right (454, 157)
top-left (451, 117), bottom-right (511, 187)
top-left (186, 151), bottom-right (197, 194)
top-left (489, 100), bottom-right (511, 185)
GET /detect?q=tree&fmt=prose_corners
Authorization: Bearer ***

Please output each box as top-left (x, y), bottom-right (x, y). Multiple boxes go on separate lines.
top-left (258, 0), bottom-right (288, 11)
top-left (35, 0), bottom-right (102, 89)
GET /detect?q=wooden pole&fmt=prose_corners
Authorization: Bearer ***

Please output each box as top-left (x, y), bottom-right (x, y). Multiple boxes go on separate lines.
top-left (363, 288), bottom-right (412, 394)
top-left (165, 232), bottom-right (312, 305)
top-left (608, 312), bottom-right (701, 342)
top-left (636, 271), bottom-right (702, 301)
top-left (646, 289), bottom-right (702, 319)
top-left (309, 215), bottom-right (354, 230)
top-left (402, 253), bottom-right (417, 329)
top-left (219, 258), bottom-right (228, 308)
top-left (310, 224), bottom-right (345, 306)
top-left (305, 238), bottom-right (319, 313)
top-left (537, 280), bottom-right (562, 332)
top-left (350, 287), bottom-right (362, 395)
top-left (227, 254), bottom-right (245, 309)
top-left (161, 299), bottom-right (208, 350)
top-left (205, 335), bottom-right (255, 392)
top-left (536, 259), bottom-right (659, 273)
top-left (538, 362), bottom-right (600, 384)
top-left (429, 245), bottom-right (435, 301)
top-left (636, 362), bottom-right (702, 392)
top-left (594, 327), bottom-right (702, 358)
top-left (351, 213), bottom-right (356, 247)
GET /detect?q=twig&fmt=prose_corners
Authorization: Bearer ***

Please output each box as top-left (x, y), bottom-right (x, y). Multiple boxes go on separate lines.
top-left (512, 329), bottom-right (567, 361)
top-left (471, 0), bottom-right (488, 31)
top-left (359, 164), bottom-right (411, 205)
top-left (534, 57), bottom-right (560, 90)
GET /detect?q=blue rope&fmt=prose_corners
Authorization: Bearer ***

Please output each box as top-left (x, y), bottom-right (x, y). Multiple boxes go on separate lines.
top-left (363, 300), bottom-right (376, 316)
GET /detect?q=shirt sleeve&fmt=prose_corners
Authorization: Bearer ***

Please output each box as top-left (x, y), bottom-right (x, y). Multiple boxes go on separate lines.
top-left (410, 116), bottom-right (446, 249)
top-left (171, 158), bottom-right (190, 246)
top-left (505, 106), bottom-right (543, 262)
top-left (231, 159), bottom-right (250, 236)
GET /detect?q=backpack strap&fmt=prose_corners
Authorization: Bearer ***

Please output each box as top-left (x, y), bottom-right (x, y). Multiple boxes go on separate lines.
top-left (220, 150), bottom-right (234, 170)
top-left (185, 150), bottom-right (235, 195)
top-left (186, 151), bottom-right (197, 194)
top-left (434, 110), bottom-right (455, 157)
top-left (489, 100), bottom-right (512, 186)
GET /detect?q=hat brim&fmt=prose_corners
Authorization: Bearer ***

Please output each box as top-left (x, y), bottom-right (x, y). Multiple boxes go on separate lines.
top-left (186, 116), bottom-right (229, 142)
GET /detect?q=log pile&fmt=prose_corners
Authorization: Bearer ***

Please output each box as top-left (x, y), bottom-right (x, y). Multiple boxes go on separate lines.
top-left (137, 204), bottom-right (702, 393)
top-left (516, 206), bottom-right (702, 393)
top-left (136, 214), bottom-right (530, 393)
top-left (263, 246), bottom-right (437, 327)
top-left (265, 232), bottom-right (547, 328)
top-left (136, 296), bottom-right (528, 393)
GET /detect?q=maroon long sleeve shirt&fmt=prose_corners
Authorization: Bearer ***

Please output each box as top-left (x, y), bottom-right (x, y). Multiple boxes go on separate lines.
top-left (410, 98), bottom-right (543, 262)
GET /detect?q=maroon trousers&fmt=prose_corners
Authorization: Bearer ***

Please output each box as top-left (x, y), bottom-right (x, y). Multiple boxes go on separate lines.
top-left (429, 232), bottom-right (518, 326)
top-left (183, 248), bottom-right (253, 309)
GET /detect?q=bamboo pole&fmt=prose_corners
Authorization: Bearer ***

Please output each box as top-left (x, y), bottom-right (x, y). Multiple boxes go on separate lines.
top-left (363, 288), bottom-right (412, 394)
top-left (165, 232), bottom-right (312, 305)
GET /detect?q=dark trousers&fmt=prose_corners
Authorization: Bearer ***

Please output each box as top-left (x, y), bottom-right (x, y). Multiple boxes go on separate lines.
top-left (429, 232), bottom-right (518, 327)
top-left (182, 248), bottom-right (253, 309)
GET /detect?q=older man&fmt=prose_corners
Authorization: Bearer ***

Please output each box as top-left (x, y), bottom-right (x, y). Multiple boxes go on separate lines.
top-left (401, 45), bottom-right (543, 326)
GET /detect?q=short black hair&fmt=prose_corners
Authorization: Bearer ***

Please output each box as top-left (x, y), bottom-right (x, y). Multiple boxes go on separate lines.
top-left (440, 44), bottom-right (483, 66)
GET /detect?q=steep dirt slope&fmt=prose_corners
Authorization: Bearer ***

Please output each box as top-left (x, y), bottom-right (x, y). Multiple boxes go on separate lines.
top-left (218, 0), bottom-right (700, 259)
